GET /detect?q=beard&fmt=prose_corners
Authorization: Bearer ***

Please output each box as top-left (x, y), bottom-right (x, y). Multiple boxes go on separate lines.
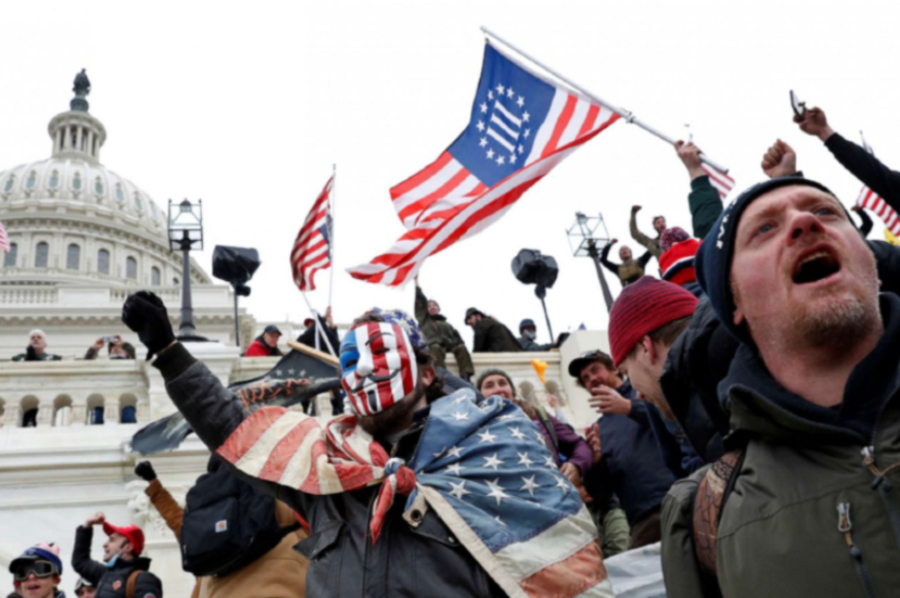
top-left (357, 379), bottom-right (425, 439)
top-left (791, 291), bottom-right (880, 348)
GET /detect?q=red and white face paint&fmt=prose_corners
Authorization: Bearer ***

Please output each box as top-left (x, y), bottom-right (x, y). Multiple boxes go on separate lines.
top-left (339, 322), bottom-right (418, 416)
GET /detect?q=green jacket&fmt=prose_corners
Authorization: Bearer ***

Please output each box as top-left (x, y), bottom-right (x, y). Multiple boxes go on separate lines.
top-left (689, 175), bottom-right (726, 240)
top-left (661, 296), bottom-right (900, 598)
top-left (414, 286), bottom-right (466, 351)
top-left (12, 351), bottom-right (61, 361)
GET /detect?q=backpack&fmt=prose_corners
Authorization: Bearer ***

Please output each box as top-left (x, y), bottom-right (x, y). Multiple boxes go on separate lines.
top-left (180, 465), bottom-right (299, 577)
top-left (692, 448), bottom-right (746, 576)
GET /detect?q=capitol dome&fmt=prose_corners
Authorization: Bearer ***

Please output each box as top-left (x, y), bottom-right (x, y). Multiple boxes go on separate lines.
top-left (0, 73), bottom-right (209, 288)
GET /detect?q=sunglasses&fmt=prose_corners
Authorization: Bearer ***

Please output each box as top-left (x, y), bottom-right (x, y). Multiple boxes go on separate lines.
top-left (14, 560), bottom-right (57, 581)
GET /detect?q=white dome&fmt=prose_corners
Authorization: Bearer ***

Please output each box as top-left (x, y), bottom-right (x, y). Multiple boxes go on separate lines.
top-left (0, 81), bottom-right (209, 288)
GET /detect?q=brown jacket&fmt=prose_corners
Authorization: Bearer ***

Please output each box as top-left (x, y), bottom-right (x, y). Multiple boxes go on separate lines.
top-left (145, 478), bottom-right (309, 598)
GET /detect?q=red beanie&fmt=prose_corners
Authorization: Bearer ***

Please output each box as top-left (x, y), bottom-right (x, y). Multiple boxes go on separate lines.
top-left (659, 238), bottom-right (701, 287)
top-left (608, 277), bottom-right (699, 367)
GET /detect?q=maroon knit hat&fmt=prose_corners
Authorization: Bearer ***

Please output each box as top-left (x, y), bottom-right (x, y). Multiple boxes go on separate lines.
top-left (608, 277), bottom-right (699, 367)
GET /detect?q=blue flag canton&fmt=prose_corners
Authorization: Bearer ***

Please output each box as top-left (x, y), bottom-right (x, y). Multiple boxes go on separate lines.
top-left (413, 390), bottom-right (584, 553)
top-left (448, 43), bottom-right (556, 188)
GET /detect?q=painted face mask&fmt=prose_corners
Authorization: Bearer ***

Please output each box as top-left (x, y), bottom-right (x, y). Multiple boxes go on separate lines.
top-left (340, 322), bottom-right (418, 416)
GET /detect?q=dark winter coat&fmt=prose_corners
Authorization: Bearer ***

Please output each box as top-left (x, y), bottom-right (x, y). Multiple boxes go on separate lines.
top-left (826, 132), bottom-right (900, 208)
top-left (152, 343), bottom-right (504, 598)
top-left (72, 526), bottom-right (162, 598)
top-left (584, 381), bottom-right (676, 526)
top-left (662, 294), bottom-right (900, 598)
top-left (471, 316), bottom-right (522, 353)
top-left (414, 286), bottom-right (467, 351)
top-left (296, 313), bottom-right (340, 357)
top-left (517, 336), bottom-right (554, 351)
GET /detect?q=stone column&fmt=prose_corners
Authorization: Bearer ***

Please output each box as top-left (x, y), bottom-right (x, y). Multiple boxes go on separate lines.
top-left (105, 397), bottom-right (120, 425)
top-left (37, 401), bottom-right (53, 427)
top-left (3, 404), bottom-right (22, 428)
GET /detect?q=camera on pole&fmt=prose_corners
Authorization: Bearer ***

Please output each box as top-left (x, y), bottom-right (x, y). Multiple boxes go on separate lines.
top-left (212, 245), bottom-right (261, 347)
top-left (511, 248), bottom-right (558, 340)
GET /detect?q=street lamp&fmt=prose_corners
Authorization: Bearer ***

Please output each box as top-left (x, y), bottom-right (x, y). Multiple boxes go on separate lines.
top-left (168, 199), bottom-right (206, 341)
top-left (567, 212), bottom-right (615, 312)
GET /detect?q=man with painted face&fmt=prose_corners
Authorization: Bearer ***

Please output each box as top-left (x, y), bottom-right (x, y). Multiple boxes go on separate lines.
top-left (121, 291), bottom-right (615, 597)
top-left (71, 512), bottom-right (161, 598)
top-left (661, 177), bottom-right (900, 598)
top-left (9, 544), bottom-right (63, 598)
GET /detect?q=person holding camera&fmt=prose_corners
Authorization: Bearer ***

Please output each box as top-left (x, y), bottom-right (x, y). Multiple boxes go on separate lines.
top-left (84, 336), bottom-right (135, 360)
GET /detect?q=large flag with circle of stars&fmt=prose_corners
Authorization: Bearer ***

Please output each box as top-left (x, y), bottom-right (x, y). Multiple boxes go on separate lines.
top-left (216, 388), bottom-right (614, 597)
top-left (348, 42), bottom-right (620, 286)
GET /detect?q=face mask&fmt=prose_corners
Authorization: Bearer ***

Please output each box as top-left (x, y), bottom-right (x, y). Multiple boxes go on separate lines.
top-left (106, 546), bottom-right (125, 568)
top-left (523, 330), bottom-right (536, 340)
top-left (340, 322), bottom-right (418, 417)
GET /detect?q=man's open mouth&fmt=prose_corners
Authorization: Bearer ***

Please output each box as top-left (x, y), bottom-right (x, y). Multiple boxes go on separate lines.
top-left (792, 249), bottom-right (841, 284)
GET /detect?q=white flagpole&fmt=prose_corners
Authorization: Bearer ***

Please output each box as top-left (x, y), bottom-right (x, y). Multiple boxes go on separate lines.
top-left (481, 27), bottom-right (731, 174)
top-left (299, 290), bottom-right (338, 357)
top-left (327, 164), bottom-right (337, 311)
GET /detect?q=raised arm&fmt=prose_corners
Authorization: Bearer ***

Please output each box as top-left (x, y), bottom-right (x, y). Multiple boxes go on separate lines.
top-left (629, 206), bottom-right (655, 249)
top-left (414, 285), bottom-right (429, 324)
top-left (676, 141), bottom-right (724, 240)
top-left (599, 241), bottom-right (620, 275)
top-left (71, 515), bottom-right (107, 585)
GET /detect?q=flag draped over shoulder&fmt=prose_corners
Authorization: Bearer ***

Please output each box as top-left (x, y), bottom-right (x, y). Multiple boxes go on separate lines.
top-left (217, 389), bottom-right (614, 598)
top-left (292, 177), bottom-right (333, 291)
top-left (347, 42), bottom-right (619, 286)
top-left (855, 139), bottom-right (900, 236)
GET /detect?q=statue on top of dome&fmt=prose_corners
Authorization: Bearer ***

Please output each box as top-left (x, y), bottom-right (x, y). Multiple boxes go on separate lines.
top-left (70, 69), bottom-right (90, 112)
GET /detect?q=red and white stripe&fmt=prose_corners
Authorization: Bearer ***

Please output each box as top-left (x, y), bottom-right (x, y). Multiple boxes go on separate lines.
top-left (0, 220), bottom-right (9, 253)
top-left (701, 164), bottom-right (735, 199)
top-left (857, 186), bottom-right (900, 236)
top-left (352, 90), bottom-right (619, 286)
top-left (291, 177), bottom-right (332, 291)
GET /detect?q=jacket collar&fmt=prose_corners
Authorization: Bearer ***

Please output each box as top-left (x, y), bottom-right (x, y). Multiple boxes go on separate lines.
top-left (722, 294), bottom-right (900, 444)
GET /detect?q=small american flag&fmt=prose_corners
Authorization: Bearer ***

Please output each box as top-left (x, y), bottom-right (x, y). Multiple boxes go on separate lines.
top-left (701, 164), bottom-right (736, 199)
top-left (291, 177), bottom-right (333, 291)
top-left (348, 42), bottom-right (619, 286)
top-left (218, 389), bottom-right (614, 597)
top-left (855, 136), bottom-right (900, 236)
top-left (0, 219), bottom-right (9, 253)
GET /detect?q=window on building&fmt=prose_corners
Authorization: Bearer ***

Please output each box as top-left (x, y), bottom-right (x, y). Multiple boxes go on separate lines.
top-left (134, 193), bottom-right (143, 212)
top-left (35, 242), bottom-right (49, 268)
top-left (97, 249), bottom-right (110, 274)
top-left (115, 183), bottom-right (124, 202)
top-left (151, 266), bottom-right (161, 286)
top-left (126, 256), bottom-right (137, 280)
top-left (95, 177), bottom-right (103, 196)
top-left (72, 172), bottom-right (82, 191)
top-left (4, 175), bottom-right (15, 193)
top-left (3, 243), bottom-right (17, 267)
top-left (66, 244), bottom-right (80, 270)
top-left (49, 170), bottom-right (59, 189)
top-left (150, 203), bottom-right (158, 221)
top-left (25, 171), bottom-right (36, 190)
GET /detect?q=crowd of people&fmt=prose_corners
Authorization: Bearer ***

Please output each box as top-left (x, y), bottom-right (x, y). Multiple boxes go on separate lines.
top-left (9, 102), bottom-right (900, 597)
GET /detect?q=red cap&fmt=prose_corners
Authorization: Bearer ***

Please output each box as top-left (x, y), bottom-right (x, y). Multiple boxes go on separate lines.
top-left (608, 277), bottom-right (699, 367)
top-left (102, 522), bottom-right (145, 557)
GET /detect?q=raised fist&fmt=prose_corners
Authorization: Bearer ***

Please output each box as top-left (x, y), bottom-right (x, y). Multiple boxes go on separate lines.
top-left (675, 140), bottom-right (705, 180)
top-left (631, 205), bottom-right (642, 214)
top-left (134, 461), bottom-right (157, 482)
top-left (122, 291), bottom-right (175, 359)
top-left (761, 139), bottom-right (798, 179)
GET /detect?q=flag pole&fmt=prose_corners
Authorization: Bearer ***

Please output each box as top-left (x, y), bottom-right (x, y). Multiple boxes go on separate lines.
top-left (481, 27), bottom-right (730, 174)
top-left (299, 289), bottom-right (338, 357)
top-left (328, 164), bottom-right (337, 311)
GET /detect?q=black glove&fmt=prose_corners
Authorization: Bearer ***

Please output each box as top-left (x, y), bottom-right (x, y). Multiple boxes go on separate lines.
top-left (134, 461), bottom-right (157, 482)
top-left (122, 291), bottom-right (175, 360)
top-left (25, 345), bottom-right (37, 361)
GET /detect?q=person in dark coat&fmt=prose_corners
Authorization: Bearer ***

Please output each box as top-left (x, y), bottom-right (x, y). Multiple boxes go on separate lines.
top-left (599, 241), bottom-right (652, 287)
top-left (464, 308), bottom-right (522, 353)
top-left (516, 319), bottom-right (555, 351)
top-left (296, 307), bottom-right (340, 357)
top-left (414, 284), bottom-right (474, 379)
top-left (72, 513), bottom-right (161, 598)
top-left (245, 325), bottom-right (283, 357)
top-left (571, 350), bottom-right (676, 547)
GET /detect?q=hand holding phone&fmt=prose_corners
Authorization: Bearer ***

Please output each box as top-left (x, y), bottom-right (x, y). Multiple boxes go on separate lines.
top-left (790, 90), bottom-right (805, 119)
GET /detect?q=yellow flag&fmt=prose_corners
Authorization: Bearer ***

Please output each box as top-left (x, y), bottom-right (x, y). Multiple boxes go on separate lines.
top-left (886, 228), bottom-right (899, 246)
top-left (531, 359), bottom-right (548, 385)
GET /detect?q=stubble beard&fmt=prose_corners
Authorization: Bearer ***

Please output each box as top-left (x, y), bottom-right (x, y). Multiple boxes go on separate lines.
top-left (358, 379), bottom-right (425, 440)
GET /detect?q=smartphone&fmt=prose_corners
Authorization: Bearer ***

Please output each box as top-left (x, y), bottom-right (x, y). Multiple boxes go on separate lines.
top-left (790, 90), bottom-right (805, 118)
top-left (103, 335), bottom-right (118, 343)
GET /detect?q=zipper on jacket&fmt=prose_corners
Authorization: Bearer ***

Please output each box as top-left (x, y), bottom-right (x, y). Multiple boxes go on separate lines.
top-left (861, 446), bottom-right (900, 551)
top-left (837, 502), bottom-right (878, 598)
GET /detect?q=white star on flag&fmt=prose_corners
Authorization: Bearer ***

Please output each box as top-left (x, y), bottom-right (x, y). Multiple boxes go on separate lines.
top-left (483, 453), bottom-right (505, 471)
top-left (507, 87), bottom-right (515, 98)
top-left (545, 455), bottom-right (557, 469)
top-left (477, 429), bottom-right (498, 444)
top-left (517, 451), bottom-right (534, 468)
top-left (447, 445), bottom-right (464, 458)
top-left (452, 411), bottom-right (470, 422)
top-left (488, 90), bottom-right (494, 100)
top-left (496, 156), bottom-right (505, 165)
top-left (554, 476), bottom-right (570, 494)
top-left (479, 137), bottom-right (488, 148)
top-left (480, 102), bottom-right (488, 113)
top-left (509, 427), bottom-right (526, 440)
top-left (485, 479), bottom-right (510, 505)
top-left (509, 154), bottom-right (517, 164)
top-left (523, 111), bottom-right (530, 122)
top-left (486, 149), bottom-right (495, 160)
top-left (517, 96), bottom-right (524, 107)
top-left (496, 83), bottom-right (505, 94)
top-left (446, 462), bottom-right (465, 476)
top-left (520, 475), bottom-right (540, 497)
top-left (476, 120), bottom-right (485, 132)
top-left (449, 480), bottom-right (471, 500)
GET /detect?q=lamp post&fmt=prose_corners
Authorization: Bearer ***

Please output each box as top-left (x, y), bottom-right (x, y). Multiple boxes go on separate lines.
top-left (168, 199), bottom-right (206, 341)
top-left (567, 212), bottom-right (615, 312)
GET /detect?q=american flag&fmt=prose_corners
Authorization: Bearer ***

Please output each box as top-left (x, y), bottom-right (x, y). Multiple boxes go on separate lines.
top-left (854, 137), bottom-right (900, 236)
top-left (217, 389), bottom-right (614, 598)
top-left (348, 42), bottom-right (619, 286)
top-left (291, 177), bottom-right (333, 291)
top-left (701, 164), bottom-right (735, 199)
top-left (0, 219), bottom-right (9, 253)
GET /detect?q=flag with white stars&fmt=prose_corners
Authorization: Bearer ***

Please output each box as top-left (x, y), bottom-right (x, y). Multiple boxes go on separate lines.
top-left (403, 390), bottom-right (613, 597)
top-left (349, 42), bottom-right (620, 287)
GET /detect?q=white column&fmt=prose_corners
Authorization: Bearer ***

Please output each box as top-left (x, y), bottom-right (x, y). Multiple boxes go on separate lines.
top-left (3, 404), bottom-right (22, 428)
top-left (105, 397), bottom-right (120, 425)
top-left (76, 126), bottom-right (83, 153)
top-left (86, 131), bottom-right (94, 158)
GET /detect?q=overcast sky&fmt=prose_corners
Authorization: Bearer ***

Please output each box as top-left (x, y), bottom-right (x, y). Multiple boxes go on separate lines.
top-left (2, 0), bottom-right (899, 345)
